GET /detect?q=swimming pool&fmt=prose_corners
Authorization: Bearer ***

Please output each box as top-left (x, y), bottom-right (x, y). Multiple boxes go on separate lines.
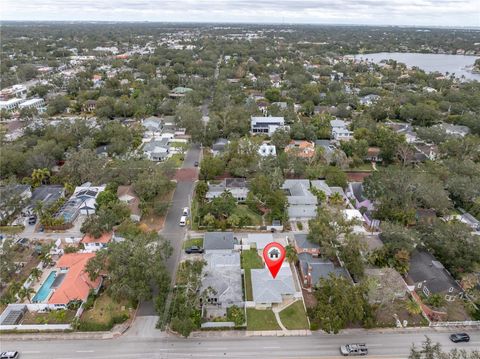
top-left (32, 271), bottom-right (56, 303)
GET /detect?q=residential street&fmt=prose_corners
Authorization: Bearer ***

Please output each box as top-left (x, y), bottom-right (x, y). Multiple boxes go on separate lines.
top-left (3, 328), bottom-right (479, 358)
top-left (135, 144), bottom-right (200, 319)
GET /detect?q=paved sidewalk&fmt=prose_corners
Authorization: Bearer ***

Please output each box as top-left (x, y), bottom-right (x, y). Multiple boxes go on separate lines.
top-left (0, 331), bottom-right (115, 341)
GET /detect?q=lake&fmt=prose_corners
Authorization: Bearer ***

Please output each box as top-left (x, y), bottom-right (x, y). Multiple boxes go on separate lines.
top-left (353, 52), bottom-right (480, 81)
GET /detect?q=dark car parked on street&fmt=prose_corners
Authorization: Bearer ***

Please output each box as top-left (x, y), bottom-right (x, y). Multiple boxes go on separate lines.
top-left (185, 246), bottom-right (204, 254)
top-left (450, 333), bottom-right (470, 343)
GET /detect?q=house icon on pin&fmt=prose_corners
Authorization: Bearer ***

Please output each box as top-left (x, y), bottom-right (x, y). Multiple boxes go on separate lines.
top-left (269, 248), bottom-right (280, 259)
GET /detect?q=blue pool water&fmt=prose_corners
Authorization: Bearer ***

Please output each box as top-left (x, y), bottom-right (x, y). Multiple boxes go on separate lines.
top-left (32, 271), bottom-right (56, 303)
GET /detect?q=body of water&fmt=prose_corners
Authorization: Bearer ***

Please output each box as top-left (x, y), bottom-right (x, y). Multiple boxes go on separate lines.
top-left (354, 52), bottom-right (480, 81)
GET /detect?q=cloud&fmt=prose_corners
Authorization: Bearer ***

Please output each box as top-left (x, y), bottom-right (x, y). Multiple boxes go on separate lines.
top-left (1, 0), bottom-right (478, 26)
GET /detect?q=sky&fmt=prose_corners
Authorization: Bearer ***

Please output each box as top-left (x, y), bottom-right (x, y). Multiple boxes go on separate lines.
top-left (1, 0), bottom-right (479, 27)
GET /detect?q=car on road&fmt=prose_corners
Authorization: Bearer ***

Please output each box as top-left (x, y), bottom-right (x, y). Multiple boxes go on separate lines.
top-left (340, 344), bottom-right (368, 356)
top-left (28, 216), bottom-right (37, 225)
top-left (179, 215), bottom-right (187, 226)
top-left (182, 207), bottom-right (190, 216)
top-left (185, 246), bottom-right (204, 254)
top-left (450, 333), bottom-right (470, 343)
top-left (1, 352), bottom-right (19, 359)
top-left (194, 161), bottom-right (199, 167)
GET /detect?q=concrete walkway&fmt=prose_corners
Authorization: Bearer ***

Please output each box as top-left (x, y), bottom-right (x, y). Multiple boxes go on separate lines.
top-left (272, 299), bottom-right (298, 333)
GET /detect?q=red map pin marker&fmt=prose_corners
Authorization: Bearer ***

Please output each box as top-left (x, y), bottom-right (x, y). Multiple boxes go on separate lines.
top-left (263, 242), bottom-right (286, 279)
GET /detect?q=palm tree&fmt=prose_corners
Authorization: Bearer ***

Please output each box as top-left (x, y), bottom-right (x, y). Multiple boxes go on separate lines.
top-left (34, 200), bottom-right (44, 217)
top-left (9, 281), bottom-right (22, 297)
top-left (405, 299), bottom-right (422, 316)
top-left (30, 268), bottom-right (43, 283)
top-left (17, 286), bottom-right (35, 303)
top-left (285, 245), bottom-right (298, 264)
top-left (40, 252), bottom-right (53, 267)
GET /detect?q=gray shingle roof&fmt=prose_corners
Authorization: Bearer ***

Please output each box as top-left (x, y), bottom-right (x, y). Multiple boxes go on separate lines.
top-left (294, 233), bottom-right (319, 250)
top-left (251, 266), bottom-right (296, 304)
top-left (30, 185), bottom-right (64, 208)
top-left (407, 250), bottom-right (462, 295)
top-left (298, 253), bottom-right (349, 287)
top-left (201, 252), bottom-right (243, 306)
top-left (204, 232), bottom-right (236, 251)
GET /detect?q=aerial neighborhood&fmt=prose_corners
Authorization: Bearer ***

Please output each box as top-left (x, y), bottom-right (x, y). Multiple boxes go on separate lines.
top-left (0, 22), bottom-right (479, 355)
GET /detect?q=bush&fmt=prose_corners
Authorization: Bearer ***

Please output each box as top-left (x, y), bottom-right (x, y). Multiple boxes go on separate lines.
top-left (64, 245), bottom-right (79, 254)
top-left (170, 316), bottom-right (196, 338)
top-left (77, 313), bottom-right (128, 332)
top-left (154, 201), bottom-right (170, 216)
top-left (296, 221), bottom-right (303, 230)
top-left (77, 321), bottom-right (111, 331)
top-left (310, 322), bottom-right (319, 331)
top-left (226, 305), bottom-right (245, 326)
top-left (83, 292), bottom-right (96, 311)
top-left (112, 313), bottom-right (129, 325)
top-left (426, 294), bottom-right (446, 308)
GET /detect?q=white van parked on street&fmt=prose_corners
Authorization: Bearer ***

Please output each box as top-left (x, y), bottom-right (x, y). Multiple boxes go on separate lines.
top-left (179, 216), bottom-right (187, 226)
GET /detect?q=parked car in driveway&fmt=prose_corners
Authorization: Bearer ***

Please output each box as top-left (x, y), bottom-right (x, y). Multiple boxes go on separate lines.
top-left (182, 207), bottom-right (189, 216)
top-left (28, 216), bottom-right (37, 225)
top-left (450, 333), bottom-right (470, 343)
top-left (340, 344), bottom-right (368, 356)
top-left (194, 161), bottom-right (199, 167)
top-left (185, 246), bottom-right (204, 254)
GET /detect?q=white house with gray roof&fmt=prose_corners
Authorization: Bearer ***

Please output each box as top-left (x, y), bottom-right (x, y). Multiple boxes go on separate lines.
top-left (142, 116), bottom-right (163, 136)
top-left (282, 180), bottom-right (318, 220)
top-left (142, 138), bottom-right (170, 161)
top-left (251, 264), bottom-right (300, 308)
top-left (201, 252), bottom-right (243, 315)
top-left (330, 119), bottom-right (353, 141)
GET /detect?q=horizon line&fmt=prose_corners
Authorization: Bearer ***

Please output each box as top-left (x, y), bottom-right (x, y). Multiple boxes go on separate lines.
top-left (1, 20), bottom-right (479, 30)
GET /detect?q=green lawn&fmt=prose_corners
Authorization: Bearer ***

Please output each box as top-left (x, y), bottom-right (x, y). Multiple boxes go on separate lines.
top-left (80, 293), bottom-right (131, 326)
top-left (279, 301), bottom-right (309, 330)
top-left (247, 309), bottom-right (281, 331)
top-left (241, 250), bottom-right (264, 301)
top-left (233, 205), bottom-right (263, 226)
top-left (166, 154), bottom-right (184, 168)
top-left (183, 237), bottom-right (203, 249)
top-left (241, 249), bottom-right (264, 269)
top-left (169, 141), bottom-right (189, 149)
top-left (0, 225), bottom-right (25, 234)
top-left (244, 269), bottom-right (253, 300)
top-left (347, 163), bottom-right (373, 171)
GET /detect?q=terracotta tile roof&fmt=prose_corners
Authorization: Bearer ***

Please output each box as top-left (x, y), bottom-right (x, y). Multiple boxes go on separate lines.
top-left (80, 232), bottom-right (113, 244)
top-left (285, 140), bottom-right (315, 158)
top-left (49, 253), bottom-right (101, 305)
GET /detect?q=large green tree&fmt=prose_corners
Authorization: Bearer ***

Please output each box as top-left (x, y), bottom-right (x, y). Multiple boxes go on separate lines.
top-left (86, 232), bottom-right (171, 304)
top-left (311, 275), bottom-right (370, 334)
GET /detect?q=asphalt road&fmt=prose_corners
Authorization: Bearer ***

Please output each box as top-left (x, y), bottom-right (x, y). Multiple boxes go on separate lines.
top-left (136, 144), bottom-right (200, 318)
top-left (3, 329), bottom-right (479, 359)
